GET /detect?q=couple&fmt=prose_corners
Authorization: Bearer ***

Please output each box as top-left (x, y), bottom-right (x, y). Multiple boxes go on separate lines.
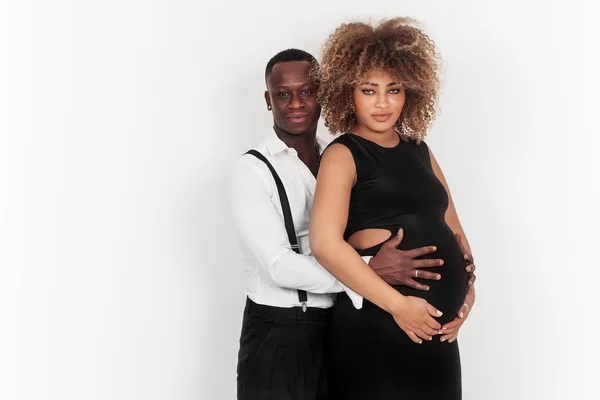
top-left (231, 18), bottom-right (476, 400)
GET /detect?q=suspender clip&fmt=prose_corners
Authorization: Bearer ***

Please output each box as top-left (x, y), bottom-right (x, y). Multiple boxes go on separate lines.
top-left (301, 302), bottom-right (307, 313)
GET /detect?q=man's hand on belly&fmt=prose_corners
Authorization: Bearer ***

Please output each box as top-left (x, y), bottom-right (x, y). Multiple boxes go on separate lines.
top-left (455, 233), bottom-right (476, 286)
top-left (369, 228), bottom-right (445, 290)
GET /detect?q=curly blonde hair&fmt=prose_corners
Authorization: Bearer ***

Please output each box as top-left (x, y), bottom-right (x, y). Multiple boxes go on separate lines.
top-left (316, 18), bottom-right (441, 141)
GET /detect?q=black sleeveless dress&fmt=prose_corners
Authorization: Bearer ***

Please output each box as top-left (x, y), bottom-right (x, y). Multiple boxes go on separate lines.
top-left (325, 133), bottom-right (469, 399)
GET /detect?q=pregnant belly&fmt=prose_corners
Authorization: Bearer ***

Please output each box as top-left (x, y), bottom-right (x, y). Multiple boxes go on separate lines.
top-left (358, 215), bottom-right (469, 325)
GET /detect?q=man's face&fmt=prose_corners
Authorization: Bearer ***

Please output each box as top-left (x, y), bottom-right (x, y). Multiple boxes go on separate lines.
top-left (265, 61), bottom-right (320, 136)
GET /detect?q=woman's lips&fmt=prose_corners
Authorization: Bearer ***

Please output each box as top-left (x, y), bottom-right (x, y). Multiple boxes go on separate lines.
top-left (372, 113), bottom-right (393, 122)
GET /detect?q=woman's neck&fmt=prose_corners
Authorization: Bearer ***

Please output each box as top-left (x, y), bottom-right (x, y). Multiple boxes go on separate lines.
top-left (352, 126), bottom-right (399, 147)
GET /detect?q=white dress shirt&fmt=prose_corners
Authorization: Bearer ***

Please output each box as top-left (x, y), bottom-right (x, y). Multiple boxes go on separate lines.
top-left (230, 134), bottom-right (366, 309)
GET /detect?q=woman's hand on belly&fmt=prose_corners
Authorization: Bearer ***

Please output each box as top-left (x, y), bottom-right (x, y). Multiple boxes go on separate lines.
top-left (439, 284), bottom-right (476, 343)
top-left (391, 296), bottom-right (444, 344)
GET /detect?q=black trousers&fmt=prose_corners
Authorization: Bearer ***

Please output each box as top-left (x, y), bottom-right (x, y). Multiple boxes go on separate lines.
top-left (236, 298), bottom-right (329, 400)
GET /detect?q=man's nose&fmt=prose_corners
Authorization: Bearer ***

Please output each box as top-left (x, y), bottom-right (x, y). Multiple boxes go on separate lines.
top-left (288, 94), bottom-right (304, 109)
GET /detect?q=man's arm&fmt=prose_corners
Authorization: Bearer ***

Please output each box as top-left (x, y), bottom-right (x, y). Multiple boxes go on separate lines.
top-left (368, 228), bottom-right (444, 290)
top-left (231, 156), bottom-right (452, 297)
top-left (230, 158), bottom-right (342, 294)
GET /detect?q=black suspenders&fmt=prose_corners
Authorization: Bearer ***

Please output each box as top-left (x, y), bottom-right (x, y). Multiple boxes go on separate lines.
top-left (245, 150), bottom-right (309, 311)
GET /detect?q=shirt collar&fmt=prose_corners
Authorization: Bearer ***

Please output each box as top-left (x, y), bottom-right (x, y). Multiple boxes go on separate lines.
top-left (316, 136), bottom-right (329, 155)
top-left (264, 135), bottom-right (290, 156)
top-left (264, 132), bottom-right (330, 156)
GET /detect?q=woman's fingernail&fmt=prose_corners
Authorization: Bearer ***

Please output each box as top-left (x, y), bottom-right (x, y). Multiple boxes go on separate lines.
top-left (437, 310), bottom-right (443, 316)
top-left (459, 312), bottom-right (464, 318)
top-left (441, 337), bottom-right (446, 342)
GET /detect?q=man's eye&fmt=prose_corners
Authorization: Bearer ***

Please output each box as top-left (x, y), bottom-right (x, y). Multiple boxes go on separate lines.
top-left (278, 92), bottom-right (290, 97)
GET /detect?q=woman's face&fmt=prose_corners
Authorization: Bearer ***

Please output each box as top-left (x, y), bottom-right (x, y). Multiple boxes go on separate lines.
top-left (352, 69), bottom-right (405, 135)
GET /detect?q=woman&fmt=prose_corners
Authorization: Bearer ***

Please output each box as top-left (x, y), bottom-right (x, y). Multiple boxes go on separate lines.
top-left (310, 18), bottom-right (475, 399)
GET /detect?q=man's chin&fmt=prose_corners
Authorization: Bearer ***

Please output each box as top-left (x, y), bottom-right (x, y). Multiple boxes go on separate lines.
top-left (284, 124), bottom-right (313, 136)
top-left (274, 119), bottom-right (317, 137)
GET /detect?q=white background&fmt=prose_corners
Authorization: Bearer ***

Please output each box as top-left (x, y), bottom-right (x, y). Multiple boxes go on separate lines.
top-left (1, 0), bottom-right (599, 399)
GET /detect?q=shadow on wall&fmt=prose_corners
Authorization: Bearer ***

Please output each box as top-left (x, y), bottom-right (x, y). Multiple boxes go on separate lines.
top-left (178, 64), bottom-right (270, 398)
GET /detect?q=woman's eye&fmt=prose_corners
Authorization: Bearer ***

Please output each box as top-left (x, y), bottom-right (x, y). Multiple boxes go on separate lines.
top-left (362, 89), bottom-right (374, 95)
top-left (389, 88), bottom-right (402, 94)
top-left (301, 90), bottom-right (312, 95)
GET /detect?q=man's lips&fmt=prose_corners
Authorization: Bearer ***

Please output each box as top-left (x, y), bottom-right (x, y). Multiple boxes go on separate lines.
top-left (288, 114), bottom-right (309, 123)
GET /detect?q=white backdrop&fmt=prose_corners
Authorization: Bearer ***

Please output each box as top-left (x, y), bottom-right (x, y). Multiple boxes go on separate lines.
top-left (1, 0), bottom-right (599, 399)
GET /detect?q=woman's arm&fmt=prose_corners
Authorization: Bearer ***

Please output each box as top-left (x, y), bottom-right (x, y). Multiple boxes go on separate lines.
top-left (427, 147), bottom-right (473, 255)
top-left (427, 145), bottom-right (477, 342)
top-left (428, 146), bottom-right (476, 284)
top-left (310, 143), bottom-right (443, 344)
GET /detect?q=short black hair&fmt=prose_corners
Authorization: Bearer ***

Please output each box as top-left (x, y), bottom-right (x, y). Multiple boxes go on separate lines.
top-left (265, 48), bottom-right (318, 79)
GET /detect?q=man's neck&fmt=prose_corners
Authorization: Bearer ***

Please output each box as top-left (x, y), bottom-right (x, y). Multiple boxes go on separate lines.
top-left (273, 127), bottom-right (319, 165)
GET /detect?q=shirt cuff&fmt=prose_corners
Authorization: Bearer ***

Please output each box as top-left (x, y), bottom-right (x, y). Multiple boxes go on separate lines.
top-left (340, 255), bottom-right (372, 309)
top-left (342, 284), bottom-right (364, 309)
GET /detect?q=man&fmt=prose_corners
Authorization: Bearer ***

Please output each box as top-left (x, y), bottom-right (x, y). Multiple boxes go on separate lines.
top-left (231, 49), bottom-right (475, 400)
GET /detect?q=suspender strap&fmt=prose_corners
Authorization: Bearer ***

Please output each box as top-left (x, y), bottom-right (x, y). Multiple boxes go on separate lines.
top-left (245, 150), bottom-right (308, 309)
